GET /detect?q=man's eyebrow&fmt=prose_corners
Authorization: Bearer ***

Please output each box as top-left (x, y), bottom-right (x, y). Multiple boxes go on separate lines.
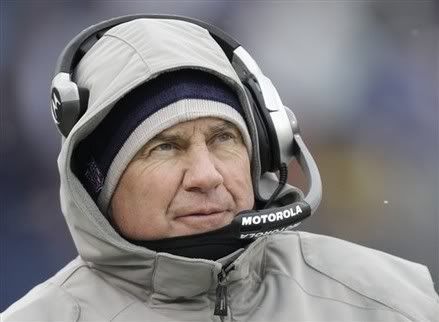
top-left (150, 133), bottom-right (183, 143)
top-left (157, 121), bottom-right (239, 139)
top-left (137, 133), bottom-right (184, 155)
top-left (208, 120), bottom-right (240, 135)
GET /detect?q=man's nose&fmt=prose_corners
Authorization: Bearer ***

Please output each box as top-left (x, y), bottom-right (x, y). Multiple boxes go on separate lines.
top-left (182, 145), bottom-right (223, 193)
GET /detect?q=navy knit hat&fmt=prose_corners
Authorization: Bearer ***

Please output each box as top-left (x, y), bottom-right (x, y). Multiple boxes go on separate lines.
top-left (74, 69), bottom-right (252, 214)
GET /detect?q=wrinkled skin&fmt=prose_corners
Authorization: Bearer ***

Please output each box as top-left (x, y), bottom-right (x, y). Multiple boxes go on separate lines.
top-left (111, 117), bottom-right (254, 240)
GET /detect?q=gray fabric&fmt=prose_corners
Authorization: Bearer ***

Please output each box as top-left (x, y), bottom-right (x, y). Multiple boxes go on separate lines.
top-left (4, 232), bottom-right (439, 321)
top-left (3, 18), bottom-right (438, 321)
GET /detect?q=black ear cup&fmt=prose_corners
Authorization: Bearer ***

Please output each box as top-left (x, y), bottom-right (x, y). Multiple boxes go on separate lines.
top-left (50, 84), bottom-right (89, 137)
top-left (243, 84), bottom-right (280, 173)
top-left (50, 86), bottom-right (81, 137)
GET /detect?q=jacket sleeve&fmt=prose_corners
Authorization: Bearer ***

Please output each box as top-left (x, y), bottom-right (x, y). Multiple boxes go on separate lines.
top-left (2, 282), bottom-right (80, 322)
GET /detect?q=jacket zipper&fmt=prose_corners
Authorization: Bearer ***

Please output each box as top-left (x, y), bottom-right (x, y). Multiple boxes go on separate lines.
top-left (214, 264), bottom-right (235, 317)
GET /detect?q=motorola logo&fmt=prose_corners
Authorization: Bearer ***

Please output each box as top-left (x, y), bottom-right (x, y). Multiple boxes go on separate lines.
top-left (51, 89), bottom-right (62, 124)
top-left (241, 205), bottom-right (303, 226)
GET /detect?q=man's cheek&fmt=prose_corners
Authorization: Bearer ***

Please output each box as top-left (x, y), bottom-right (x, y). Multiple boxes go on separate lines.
top-left (150, 170), bottom-right (182, 205)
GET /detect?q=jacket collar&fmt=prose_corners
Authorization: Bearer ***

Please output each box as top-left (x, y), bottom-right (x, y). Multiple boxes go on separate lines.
top-left (84, 238), bottom-right (266, 301)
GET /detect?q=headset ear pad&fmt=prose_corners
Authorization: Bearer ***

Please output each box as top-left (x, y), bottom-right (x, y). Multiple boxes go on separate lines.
top-left (50, 78), bottom-right (90, 137)
top-left (243, 85), bottom-right (280, 173)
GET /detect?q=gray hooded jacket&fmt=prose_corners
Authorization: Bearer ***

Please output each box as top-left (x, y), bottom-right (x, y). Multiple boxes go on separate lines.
top-left (3, 19), bottom-right (439, 322)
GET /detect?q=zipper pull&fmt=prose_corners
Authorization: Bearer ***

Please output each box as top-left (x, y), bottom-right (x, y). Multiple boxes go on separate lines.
top-left (214, 282), bottom-right (228, 316)
top-left (214, 265), bottom-right (234, 317)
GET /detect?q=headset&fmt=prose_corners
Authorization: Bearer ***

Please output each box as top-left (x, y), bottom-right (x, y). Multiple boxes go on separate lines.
top-left (50, 14), bottom-right (322, 240)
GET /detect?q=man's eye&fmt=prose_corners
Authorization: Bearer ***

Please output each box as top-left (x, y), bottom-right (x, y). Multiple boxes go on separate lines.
top-left (152, 143), bottom-right (176, 152)
top-left (215, 132), bottom-right (235, 143)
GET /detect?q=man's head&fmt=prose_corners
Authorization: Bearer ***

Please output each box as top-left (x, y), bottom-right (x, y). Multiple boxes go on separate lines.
top-left (76, 69), bottom-right (254, 240)
top-left (56, 16), bottom-right (319, 261)
top-left (111, 117), bottom-right (254, 240)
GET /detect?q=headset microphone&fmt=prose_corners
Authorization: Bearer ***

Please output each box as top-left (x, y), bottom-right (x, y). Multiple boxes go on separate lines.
top-left (232, 201), bottom-right (311, 239)
top-left (137, 201), bottom-right (311, 249)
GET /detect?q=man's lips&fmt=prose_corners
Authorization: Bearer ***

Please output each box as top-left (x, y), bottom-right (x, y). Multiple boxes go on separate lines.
top-left (173, 207), bottom-right (233, 229)
top-left (175, 208), bottom-right (227, 218)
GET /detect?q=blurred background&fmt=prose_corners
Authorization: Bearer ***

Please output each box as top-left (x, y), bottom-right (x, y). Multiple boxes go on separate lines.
top-left (1, 0), bottom-right (438, 310)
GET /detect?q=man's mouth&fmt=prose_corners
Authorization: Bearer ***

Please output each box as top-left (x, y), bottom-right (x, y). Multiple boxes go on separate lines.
top-left (175, 206), bottom-right (227, 218)
top-left (174, 208), bottom-right (232, 229)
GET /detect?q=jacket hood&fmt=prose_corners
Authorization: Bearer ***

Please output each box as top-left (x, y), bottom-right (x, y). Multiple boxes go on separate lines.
top-left (57, 18), bottom-right (258, 275)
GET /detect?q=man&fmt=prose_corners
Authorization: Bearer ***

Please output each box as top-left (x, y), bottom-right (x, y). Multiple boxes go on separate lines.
top-left (3, 15), bottom-right (438, 321)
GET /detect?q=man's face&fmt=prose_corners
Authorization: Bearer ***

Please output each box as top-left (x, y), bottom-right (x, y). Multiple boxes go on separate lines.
top-left (110, 117), bottom-right (254, 240)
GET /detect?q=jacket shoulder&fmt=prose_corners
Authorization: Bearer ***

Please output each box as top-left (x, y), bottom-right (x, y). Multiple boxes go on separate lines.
top-left (295, 231), bottom-right (439, 321)
top-left (2, 282), bottom-right (80, 322)
top-left (2, 258), bottom-right (84, 322)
